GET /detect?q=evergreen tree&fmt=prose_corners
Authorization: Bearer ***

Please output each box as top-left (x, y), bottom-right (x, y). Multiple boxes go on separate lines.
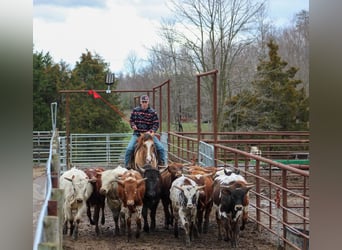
top-left (33, 50), bottom-right (60, 130)
top-left (67, 50), bottom-right (130, 133)
top-left (225, 39), bottom-right (309, 131)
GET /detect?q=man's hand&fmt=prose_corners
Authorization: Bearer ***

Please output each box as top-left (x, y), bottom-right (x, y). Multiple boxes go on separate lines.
top-left (132, 125), bottom-right (137, 130)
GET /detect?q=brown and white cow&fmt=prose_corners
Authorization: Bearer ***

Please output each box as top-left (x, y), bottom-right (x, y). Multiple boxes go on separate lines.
top-left (170, 175), bottom-right (205, 246)
top-left (115, 169), bottom-right (146, 241)
top-left (184, 171), bottom-right (214, 234)
top-left (159, 162), bottom-right (184, 229)
top-left (99, 165), bottom-right (128, 236)
top-left (59, 167), bottom-right (93, 240)
top-left (212, 172), bottom-right (253, 247)
top-left (84, 167), bottom-right (106, 236)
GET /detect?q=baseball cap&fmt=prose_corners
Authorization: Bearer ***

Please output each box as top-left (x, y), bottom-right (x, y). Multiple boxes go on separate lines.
top-left (140, 95), bottom-right (149, 102)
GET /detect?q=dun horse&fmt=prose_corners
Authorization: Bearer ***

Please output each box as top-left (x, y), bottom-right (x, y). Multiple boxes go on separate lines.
top-left (133, 133), bottom-right (157, 169)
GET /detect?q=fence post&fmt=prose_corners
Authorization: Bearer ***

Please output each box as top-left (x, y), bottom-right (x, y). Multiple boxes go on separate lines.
top-left (38, 216), bottom-right (60, 250)
top-left (51, 188), bottom-right (64, 248)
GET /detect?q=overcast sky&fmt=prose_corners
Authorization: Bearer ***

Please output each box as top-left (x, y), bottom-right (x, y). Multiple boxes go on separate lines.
top-left (33, 0), bottom-right (309, 74)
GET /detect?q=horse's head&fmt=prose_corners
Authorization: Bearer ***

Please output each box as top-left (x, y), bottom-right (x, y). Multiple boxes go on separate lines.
top-left (135, 133), bottom-right (157, 168)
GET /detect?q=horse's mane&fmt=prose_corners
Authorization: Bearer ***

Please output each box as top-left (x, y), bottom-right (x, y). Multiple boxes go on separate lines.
top-left (136, 133), bottom-right (154, 147)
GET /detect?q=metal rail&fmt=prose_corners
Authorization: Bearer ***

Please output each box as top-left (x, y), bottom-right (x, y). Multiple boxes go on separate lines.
top-left (33, 103), bottom-right (57, 250)
top-left (33, 130), bottom-right (310, 249)
top-left (167, 132), bottom-right (310, 250)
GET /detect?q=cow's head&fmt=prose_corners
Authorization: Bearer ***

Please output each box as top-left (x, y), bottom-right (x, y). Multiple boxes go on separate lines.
top-left (116, 176), bottom-right (146, 208)
top-left (141, 166), bottom-right (161, 198)
top-left (175, 184), bottom-right (205, 209)
top-left (64, 175), bottom-right (91, 203)
top-left (168, 163), bottom-right (183, 178)
top-left (221, 182), bottom-right (253, 218)
top-left (99, 167), bottom-right (127, 195)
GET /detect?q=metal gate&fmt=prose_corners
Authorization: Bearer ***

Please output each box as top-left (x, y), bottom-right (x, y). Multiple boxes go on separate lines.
top-left (58, 132), bottom-right (172, 169)
top-left (59, 133), bottom-right (131, 168)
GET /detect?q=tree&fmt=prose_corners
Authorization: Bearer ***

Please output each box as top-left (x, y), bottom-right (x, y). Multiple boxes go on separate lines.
top-left (33, 50), bottom-right (60, 130)
top-left (276, 10), bottom-right (309, 96)
top-left (61, 50), bottom-right (130, 133)
top-left (158, 0), bottom-right (266, 131)
top-left (225, 39), bottom-right (309, 131)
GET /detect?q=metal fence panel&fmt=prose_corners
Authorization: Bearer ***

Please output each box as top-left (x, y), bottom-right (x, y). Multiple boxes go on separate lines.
top-left (198, 141), bottom-right (214, 166)
top-left (68, 133), bottom-right (131, 166)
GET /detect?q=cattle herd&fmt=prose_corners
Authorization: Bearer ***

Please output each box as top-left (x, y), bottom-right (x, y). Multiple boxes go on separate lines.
top-left (59, 163), bottom-right (254, 248)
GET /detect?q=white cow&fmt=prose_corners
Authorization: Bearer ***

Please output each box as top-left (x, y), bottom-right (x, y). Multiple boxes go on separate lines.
top-left (59, 167), bottom-right (93, 240)
top-left (170, 175), bottom-right (204, 246)
top-left (99, 165), bottom-right (128, 236)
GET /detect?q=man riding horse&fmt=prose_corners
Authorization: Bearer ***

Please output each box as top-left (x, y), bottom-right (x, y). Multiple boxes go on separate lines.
top-left (124, 95), bottom-right (166, 169)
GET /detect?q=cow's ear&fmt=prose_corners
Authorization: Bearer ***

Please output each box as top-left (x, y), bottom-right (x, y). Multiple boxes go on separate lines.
top-left (64, 177), bottom-right (73, 182)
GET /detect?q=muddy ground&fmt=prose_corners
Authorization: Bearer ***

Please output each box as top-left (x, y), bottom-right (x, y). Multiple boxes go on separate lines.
top-left (61, 204), bottom-right (277, 250)
top-left (33, 166), bottom-right (279, 249)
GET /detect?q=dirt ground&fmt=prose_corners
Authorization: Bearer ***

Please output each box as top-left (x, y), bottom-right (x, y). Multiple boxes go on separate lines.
top-left (62, 204), bottom-right (277, 250)
top-left (33, 166), bottom-right (279, 249)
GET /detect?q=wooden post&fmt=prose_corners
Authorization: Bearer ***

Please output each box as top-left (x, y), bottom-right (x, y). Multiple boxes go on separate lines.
top-left (38, 216), bottom-right (60, 250)
top-left (51, 188), bottom-right (64, 249)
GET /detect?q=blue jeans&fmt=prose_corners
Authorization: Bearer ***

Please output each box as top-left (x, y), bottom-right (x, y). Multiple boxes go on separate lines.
top-left (124, 135), bottom-right (166, 166)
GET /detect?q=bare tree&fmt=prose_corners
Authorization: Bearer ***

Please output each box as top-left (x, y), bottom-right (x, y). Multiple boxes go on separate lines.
top-left (124, 50), bottom-right (140, 78)
top-left (276, 10), bottom-right (309, 95)
top-left (160, 0), bottom-right (267, 130)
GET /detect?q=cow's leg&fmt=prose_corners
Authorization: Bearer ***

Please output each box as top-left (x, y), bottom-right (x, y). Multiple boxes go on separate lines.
top-left (230, 219), bottom-right (240, 248)
top-left (135, 217), bottom-right (142, 238)
top-left (126, 216), bottom-right (132, 242)
top-left (223, 218), bottom-right (230, 242)
top-left (142, 204), bottom-right (149, 232)
top-left (69, 219), bottom-right (75, 237)
top-left (62, 208), bottom-right (69, 235)
top-left (112, 209), bottom-right (120, 236)
top-left (240, 206), bottom-right (248, 230)
top-left (94, 204), bottom-right (100, 236)
top-left (203, 203), bottom-right (213, 233)
top-left (100, 203), bottom-right (105, 225)
top-left (161, 197), bottom-right (171, 229)
top-left (135, 206), bottom-right (143, 238)
top-left (179, 209), bottom-right (191, 246)
top-left (72, 219), bottom-right (80, 240)
top-left (73, 203), bottom-right (87, 240)
top-left (215, 209), bottom-right (222, 240)
top-left (191, 213), bottom-right (199, 239)
top-left (173, 208), bottom-right (179, 238)
top-left (120, 211), bottom-right (126, 235)
top-left (86, 203), bottom-right (94, 225)
top-left (63, 205), bottom-right (72, 235)
top-left (150, 204), bottom-right (158, 232)
top-left (196, 207), bottom-right (204, 234)
top-left (63, 220), bottom-right (68, 235)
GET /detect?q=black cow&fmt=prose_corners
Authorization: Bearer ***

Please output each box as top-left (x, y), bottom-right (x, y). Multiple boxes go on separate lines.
top-left (138, 164), bottom-right (162, 232)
